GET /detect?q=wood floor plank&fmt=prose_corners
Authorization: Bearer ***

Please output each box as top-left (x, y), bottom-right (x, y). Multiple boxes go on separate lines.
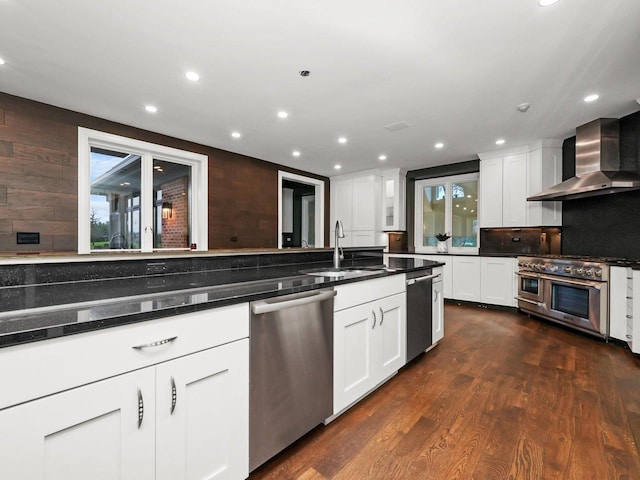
top-left (250, 304), bottom-right (640, 480)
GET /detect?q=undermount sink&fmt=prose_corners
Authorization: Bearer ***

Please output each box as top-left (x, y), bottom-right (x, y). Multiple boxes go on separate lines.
top-left (299, 266), bottom-right (387, 279)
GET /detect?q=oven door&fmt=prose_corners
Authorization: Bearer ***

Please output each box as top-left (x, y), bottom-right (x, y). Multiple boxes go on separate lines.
top-left (543, 275), bottom-right (608, 336)
top-left (516, 272), bottom-right (545, 313)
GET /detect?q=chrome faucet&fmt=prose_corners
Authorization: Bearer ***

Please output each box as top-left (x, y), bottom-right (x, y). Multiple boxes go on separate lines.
top-left (333, 220), bottom-right (345, 269)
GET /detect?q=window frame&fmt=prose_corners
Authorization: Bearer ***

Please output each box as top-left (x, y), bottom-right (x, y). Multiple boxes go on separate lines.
top-left (414, 172), bottom-right (479, 254)
top-left (78, 127), bottom-right (208, 254)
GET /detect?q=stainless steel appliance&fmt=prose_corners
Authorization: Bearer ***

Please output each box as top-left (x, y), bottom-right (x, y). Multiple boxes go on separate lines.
top-left (406, 269), bottom-right (440, 362)
top-left (516, 256), bottom-right (609, 338)
top-left (249, 288), bottom-right (335, 471)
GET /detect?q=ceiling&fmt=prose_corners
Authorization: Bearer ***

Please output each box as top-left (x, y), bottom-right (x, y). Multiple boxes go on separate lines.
top-left (1, 0), bottom-right (639, 177)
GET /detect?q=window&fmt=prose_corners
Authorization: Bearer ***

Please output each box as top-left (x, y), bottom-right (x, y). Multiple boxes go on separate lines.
top-left (78, 128), bottom-right (208, 254)
top-left (414, 173), bottom-right (479, 253)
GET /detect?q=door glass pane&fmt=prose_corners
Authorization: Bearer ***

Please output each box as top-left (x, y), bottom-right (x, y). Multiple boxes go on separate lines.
top-left (153, 159), bottom-right (191, 249)
top-left (451, 180), bottom-right (478, 248)
top-left (90, 147), bottom-right (141, 250)
top-left (421, 184), bottom-right (446, 247)
top-left (552, 284), bottom-right (589, 318)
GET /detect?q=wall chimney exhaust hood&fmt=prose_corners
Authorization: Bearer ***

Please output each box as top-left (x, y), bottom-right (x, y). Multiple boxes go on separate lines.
top-left (527, 118), bottom-right (640, 201)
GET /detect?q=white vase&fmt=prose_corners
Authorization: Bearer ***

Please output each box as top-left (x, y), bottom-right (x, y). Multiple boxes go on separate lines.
top-left (437, 240), bottom-right (448, 253)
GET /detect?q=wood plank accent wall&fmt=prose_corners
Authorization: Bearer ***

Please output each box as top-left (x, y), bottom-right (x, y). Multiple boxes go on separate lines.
top-left (0, 92), bottom-right (330, 253)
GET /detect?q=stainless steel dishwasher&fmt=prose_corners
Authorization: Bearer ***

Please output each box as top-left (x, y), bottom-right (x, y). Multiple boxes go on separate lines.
top-left (249, 288), bottom-right (335, 471)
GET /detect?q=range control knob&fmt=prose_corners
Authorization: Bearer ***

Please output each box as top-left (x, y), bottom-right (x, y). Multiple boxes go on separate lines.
top-left (585, 269), bottom-right (594, 277)
top-left (549, 265), bottom-right (559, 272)
top-left (563, 266), bottom-right (572, 274)
top-left (576, 268), bottom-right (585, 275)
top-left (594, 269), bottom-right (602, 277)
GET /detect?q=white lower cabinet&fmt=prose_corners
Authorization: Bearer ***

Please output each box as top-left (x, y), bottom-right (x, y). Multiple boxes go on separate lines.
top-left (609, 266), bottom-right (630, 342)
top-left (333, 287), bottom-right (406, 415)
top-left (0, 339), bottom-right (249, 480)
top-left (451, 257), bottom-right (481, 302)
top-left (480, 257), bottom-right (516, 307)
top-left (0, 367), bottom-right (156, 480)
top-left (432, 268), bottom-right (444, 344)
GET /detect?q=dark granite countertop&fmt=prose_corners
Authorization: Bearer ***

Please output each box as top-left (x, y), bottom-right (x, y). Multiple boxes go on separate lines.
top-left (0, 253), bottom-right (442, 349)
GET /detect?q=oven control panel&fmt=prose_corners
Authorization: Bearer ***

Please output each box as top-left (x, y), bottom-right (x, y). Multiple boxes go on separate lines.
top-left (517, 256), bottom-right (608, 282)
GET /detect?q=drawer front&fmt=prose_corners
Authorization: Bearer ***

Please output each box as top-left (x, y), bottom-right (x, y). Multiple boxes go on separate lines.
top-left (334, 275), bottom-right (405, 312)
top-left (0, 303), bottom-right (249, 410)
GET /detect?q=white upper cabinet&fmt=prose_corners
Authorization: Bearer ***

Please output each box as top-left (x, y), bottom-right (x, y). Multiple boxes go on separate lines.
top-left (381, 169), bottom-right (407, 231)
top-left (330, 171), bottom-right (384, 247)
top-left (479, 141), bottom-right (562, 228)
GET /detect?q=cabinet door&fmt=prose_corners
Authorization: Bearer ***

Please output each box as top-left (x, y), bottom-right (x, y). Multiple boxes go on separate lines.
top-left (352, 176), bottom-right (376, 230)
top-left (609, 267), bottom-right (630, 342)
top-left (480, 257), bottom-right (515, 307)
top-left (432, 279), bottom-right (444, 344)
top-left (479, 157), bottom-right (503, 227)
top-left (0, 368), bottom-right (156, 480)
top-left (334, 303), bottom-right (375, 414)
top-left (451, 257), bottom-right (481, 302)
top-left (376, 293), bottom-right (407, 380)
top-left (156, 339), bottom-right (249, 480)
top-left (351, 230), bottom-right (376, 247)
top-left (333, 180), bottom-right (353, 232)
top-left (502, 153), bottom-right (528, 227)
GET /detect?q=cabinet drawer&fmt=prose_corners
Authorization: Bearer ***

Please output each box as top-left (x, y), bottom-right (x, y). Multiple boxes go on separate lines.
top-left (0, 303), bottom-right (249, 410)
top-left (334, 275), bottom-right (405, 312)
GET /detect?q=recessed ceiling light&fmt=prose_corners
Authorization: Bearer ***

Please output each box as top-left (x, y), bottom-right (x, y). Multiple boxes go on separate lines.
top-left (334, 164), bottom-right (342, 170)
top-left (277, 111), bottom-right (289, 119)
top-left (0, 58), bottom-right (5, 65)
top-left (185, 71), bottom-right (200, 82)
top-left (231, 131), bottom-right (241, 139)
top-left (495, 139), bottom-right (506, 145)
top-left (378, 155), bottom-right (387, 161)
top-left (538, 0), bottom-right (560, 6)
top-left (292, 150), bottom-right (301, 157)
top-left (584, 93), bottom-right (599, 102)
top-left (145, 105), bottom-right (158, 113)
top-left (338, 137), bottom-right (347, 144)
top-left (435, 142), bottom-right (444, 149)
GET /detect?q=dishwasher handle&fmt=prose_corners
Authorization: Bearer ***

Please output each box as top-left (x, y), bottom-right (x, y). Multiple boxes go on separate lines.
top-left (407, 273), bottom-right (440, 286)
top-left (251, 289), bottom-right (337, 315)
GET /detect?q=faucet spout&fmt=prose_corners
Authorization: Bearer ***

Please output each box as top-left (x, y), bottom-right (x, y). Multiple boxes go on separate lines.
top-left (334, 220), bottom-right (345, 269)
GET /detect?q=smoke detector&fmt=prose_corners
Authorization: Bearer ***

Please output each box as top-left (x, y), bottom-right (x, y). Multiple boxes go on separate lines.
top-left (517, 103), bottom-right (531, 113)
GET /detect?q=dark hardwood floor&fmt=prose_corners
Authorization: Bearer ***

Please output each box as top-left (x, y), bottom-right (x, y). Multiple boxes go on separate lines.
top-left (249, 304), bottom-right (640, 479)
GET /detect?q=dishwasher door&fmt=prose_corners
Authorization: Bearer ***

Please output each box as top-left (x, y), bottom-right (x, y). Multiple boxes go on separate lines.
top-left (249, 288), bottom-right (335, 471)
top-left (406, 270), bottom-right (437, 363)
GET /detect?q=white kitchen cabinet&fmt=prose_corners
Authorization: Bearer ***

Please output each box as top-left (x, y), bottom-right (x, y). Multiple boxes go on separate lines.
top-left (480, 257), bottom-right (516, 307)
top-left (630, 270), bottom-right (640, 354)
top-left (609, 266), bottom-right (631, 342)
top-left (333, 292), bottom-right (406, 415)
top-left (432, 267), bottom-right (444, 344)
top-left (382, 168), bottom-right (406, 231)
top-left (451, 256), bottom-right (481, 302)
top-left (527, 142), bottom-right (562, 226)
top-left (502, 154), bottom-right (528, 227)
top-left (0, 305), bottom-right (250, 480)
top-left (330, 172), bottom-right (383, 247)
top-left (0, 368), bottom-right (156, 480)
top-left (479, 142), bottom-right (562, 228)
top-left (478, 156), bottom-right (504, 228)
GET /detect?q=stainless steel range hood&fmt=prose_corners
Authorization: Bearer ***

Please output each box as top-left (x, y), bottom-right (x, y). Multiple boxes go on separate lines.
top-left (528, 118), bottom-right (640, 201)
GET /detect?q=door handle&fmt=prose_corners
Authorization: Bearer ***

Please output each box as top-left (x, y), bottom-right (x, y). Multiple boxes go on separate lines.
top-left (137, 388), bottom-right (144, 429)
top-left (132, 336), bottom-right (178, 350)
top-left (252, 289), bottom-right (336, 314)
top-left (379, 307), bottom-right (384, 325)
top-left (372, 310), bottom-right (377, 329)
top-left (170, 377), bottom-right (177, 415)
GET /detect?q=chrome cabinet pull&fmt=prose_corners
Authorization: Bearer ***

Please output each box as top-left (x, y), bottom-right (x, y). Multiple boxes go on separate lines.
top-left (137, 389), bottom-right (144, 429)
top-left (372, 310), bottom-right (377, 329)
top-left (132, 336), bottom-right (178, 350)
top-left (170, 377), bottom-right (177, 415)
top-left (379, 307), bottom-right (384, 325)
top-left (434, 290), bottom-right (439, 302)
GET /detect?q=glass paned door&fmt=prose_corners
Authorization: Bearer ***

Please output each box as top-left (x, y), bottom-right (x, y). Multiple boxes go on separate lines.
top-left (90, 147), bottom-right (142, 250)
top-left (421, 184), bottom-right (446, 248)
top-left (451, 181), bottom-right (478, 248)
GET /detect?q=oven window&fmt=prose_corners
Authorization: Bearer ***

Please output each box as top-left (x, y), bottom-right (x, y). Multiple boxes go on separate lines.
top-left (552, 284), bottom-right (589, 318)
top-left (521, 277), bottom-right (539, 294)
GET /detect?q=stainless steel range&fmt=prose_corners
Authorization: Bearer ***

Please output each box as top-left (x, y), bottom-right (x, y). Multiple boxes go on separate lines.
top-left (516, 256), bottom-right (610, 338)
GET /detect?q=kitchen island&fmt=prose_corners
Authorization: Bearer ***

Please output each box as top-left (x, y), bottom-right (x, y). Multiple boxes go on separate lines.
top-left (0, 249), bottom-right (442, 480)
